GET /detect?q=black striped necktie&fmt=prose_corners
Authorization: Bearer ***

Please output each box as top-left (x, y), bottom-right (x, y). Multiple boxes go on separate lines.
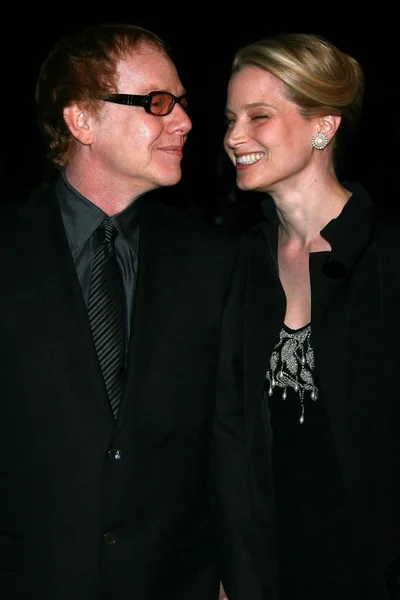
top-left (88, 219), bottom-right (125, 418)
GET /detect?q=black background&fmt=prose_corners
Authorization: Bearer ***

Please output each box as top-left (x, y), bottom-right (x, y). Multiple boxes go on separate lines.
top-left (4, 13), bottom-right (399, 230)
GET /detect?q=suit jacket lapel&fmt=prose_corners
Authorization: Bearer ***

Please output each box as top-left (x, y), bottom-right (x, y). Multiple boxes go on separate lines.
top-left (18, 187), bottom-right (112, 418)
top-left (117, 201), bottom-right (185, 423)
top-left (311, 270), bottom-right (351, 466)
top-left (311, 243), bottom-right (381, 470)
top-left (309, 192), bottom-right (374, 467)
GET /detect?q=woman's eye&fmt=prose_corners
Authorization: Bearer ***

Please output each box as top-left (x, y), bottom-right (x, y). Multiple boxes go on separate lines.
top-left (252, 114), bottom-right (268, 120)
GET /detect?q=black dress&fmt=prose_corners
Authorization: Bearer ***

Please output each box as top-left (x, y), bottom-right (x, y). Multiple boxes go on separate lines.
top-left (266, 323), bottom-right (365, 599)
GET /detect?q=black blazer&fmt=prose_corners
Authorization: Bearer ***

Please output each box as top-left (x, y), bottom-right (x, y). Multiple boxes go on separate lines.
top-left (0, 184), bottom-right (238, 600)
top-left (214, 182), bottom-right (400, 599)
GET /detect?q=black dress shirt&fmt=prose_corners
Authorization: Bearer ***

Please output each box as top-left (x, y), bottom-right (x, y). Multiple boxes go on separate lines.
top-left (55, 171), bottom-right (139, 348)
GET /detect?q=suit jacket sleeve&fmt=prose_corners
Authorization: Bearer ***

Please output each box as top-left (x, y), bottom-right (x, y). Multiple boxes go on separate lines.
top-left (210, 237), bottom-right (279, 600)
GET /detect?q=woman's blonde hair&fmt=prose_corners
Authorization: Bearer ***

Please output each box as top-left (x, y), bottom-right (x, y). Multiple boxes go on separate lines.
top-left (232, 32), bottom-right (364, 159)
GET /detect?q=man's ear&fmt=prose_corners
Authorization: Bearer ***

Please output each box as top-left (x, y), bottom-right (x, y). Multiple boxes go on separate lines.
top-left (63, 103), bottom-right (94, 145)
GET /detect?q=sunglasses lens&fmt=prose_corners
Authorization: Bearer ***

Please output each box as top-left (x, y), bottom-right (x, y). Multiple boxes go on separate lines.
top-left (150, 93), bottom-right (173, 115)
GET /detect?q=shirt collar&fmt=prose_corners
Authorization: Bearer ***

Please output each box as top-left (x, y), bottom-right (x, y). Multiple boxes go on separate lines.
top-left (56, 172), bottom-right (105, 255)
top-left (56, 171), bottom-right (139, 255)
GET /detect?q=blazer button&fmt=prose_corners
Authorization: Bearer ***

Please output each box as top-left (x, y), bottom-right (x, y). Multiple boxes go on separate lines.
top-left (103, 532), bottom-right (117, 546)
top-left (108, 448), bottom-right (122, 460)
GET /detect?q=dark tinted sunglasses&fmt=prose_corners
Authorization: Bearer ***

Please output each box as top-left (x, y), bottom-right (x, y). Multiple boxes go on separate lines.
top-left (99, 91), bottom-right (188, 116)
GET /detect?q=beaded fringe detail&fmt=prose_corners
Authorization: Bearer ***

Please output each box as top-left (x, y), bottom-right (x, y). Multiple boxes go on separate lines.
top-left (266, 324), bottom-right (318, 424)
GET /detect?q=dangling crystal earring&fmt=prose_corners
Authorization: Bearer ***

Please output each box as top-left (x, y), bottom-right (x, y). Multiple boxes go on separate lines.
top-left (311, 132), bottom-right (329, 150)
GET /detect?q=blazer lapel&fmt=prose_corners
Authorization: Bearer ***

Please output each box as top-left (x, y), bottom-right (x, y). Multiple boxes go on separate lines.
top-left (310, 193), bottom-right (375, 467)
top-left (18, 187), bottom-right (112, 418)
top-left (311, 269), bottom-right (352, 466)
top-left (117, 201), bottom-right (185, 423)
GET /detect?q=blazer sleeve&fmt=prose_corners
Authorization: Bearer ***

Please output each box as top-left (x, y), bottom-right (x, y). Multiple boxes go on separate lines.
top-left (210, 237), bottom-right (279, 600)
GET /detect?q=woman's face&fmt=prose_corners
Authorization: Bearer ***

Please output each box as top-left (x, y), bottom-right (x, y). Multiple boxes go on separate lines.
top-left (224, 66), bottom-right (318, 195)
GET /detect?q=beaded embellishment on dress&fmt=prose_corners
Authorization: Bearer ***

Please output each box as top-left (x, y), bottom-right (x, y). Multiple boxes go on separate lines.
top-left (266, 323), bottom-right (318, 424)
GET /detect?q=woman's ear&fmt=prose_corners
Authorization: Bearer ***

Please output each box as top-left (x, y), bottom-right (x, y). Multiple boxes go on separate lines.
top-left (311, 115), bottom-right (342, 150)
top-left (63, 103), bottom-right (94, 145)
top-left (319, 115), bottom-right (342, 138)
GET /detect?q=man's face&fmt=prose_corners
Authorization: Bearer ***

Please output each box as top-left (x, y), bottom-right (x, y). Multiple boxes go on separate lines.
top-left (91, 42), bottom-right (192, 198)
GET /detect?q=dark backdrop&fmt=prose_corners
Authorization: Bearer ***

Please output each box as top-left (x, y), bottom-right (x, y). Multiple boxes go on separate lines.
top-left (4, 15), bottom-right (399, 231)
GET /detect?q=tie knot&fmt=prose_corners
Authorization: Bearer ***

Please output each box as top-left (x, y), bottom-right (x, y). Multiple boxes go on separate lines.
top-left (97, 219), bottom-right (117, 243)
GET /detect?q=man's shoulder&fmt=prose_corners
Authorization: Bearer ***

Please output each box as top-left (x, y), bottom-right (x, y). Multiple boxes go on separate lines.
top-left (0, 197), bottom-right (29, 226)
top-left (171, 205), bottom-right (236, 244)
top-left (0, 194), bottom-right (28, 214)
top-left (1, 181), bottom-right (54, 214)
top-left (0, 183), bottom-right (58, 247)
top-left (139, 197), bottom-right (238, 249)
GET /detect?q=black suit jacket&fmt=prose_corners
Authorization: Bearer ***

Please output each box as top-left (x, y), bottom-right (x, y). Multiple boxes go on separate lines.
top-left (0, 183), bottom-right (238, 600)
top-left (214, 182), bottom-right (400, 599)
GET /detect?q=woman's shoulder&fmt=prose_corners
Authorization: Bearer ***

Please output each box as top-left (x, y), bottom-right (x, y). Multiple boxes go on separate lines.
top-left (372, 203), bottom-right (400, 245)
top-left (343, 180), bottom-right (400, 248)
